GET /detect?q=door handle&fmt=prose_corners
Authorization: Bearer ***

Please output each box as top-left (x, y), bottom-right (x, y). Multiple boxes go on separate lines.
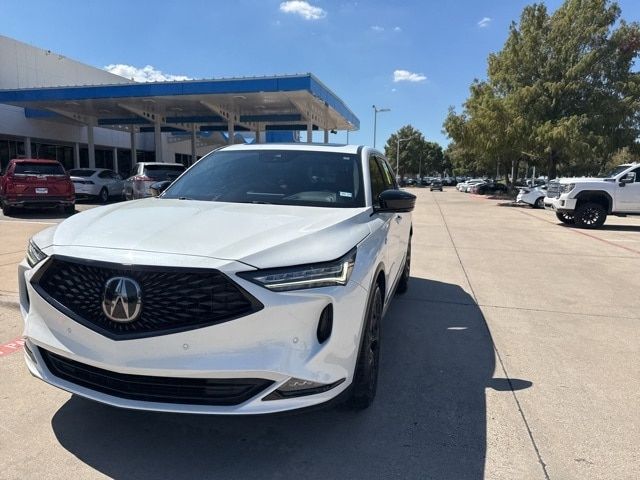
top-left (395, 215), bottom-right (402, 223)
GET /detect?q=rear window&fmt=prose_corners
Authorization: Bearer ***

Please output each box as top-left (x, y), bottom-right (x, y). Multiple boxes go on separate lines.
top-left (69, 169), bottom-right (95, 177)
top-left (144, 164), bottom-right (185, 180)
top-left (14, 162), bottom-right (65, 175)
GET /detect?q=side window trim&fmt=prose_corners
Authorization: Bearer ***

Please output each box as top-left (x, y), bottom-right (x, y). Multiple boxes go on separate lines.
top-left (376, 156), bottom-right (397, 190)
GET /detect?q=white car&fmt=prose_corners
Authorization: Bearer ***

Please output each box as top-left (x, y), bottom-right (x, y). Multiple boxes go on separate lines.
top-left (463, 179), bottom-right (485, 192)
top-left (20, 144), bottom-right (415, 414)
top-left (124, 162), bottom-right (186, 200)
top-left (516, 185), bottom-right (547, 208)
top-left (69, 168), bottom-right (125, 203)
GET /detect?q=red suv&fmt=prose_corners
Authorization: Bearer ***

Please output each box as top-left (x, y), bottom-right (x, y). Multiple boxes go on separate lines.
top-left (0, 159), bottom-right (75, 216)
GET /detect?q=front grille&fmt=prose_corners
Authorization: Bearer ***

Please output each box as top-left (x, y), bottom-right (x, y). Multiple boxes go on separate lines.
top-left (32, 256), bottom-right (263, 339)
top-left (546, 181), bottom-right (561, 198)
top-left (40, 348), bottom-right (273, 406)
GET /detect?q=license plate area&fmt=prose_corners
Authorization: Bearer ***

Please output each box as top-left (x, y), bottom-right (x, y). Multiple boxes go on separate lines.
top-left (35, 188), bottom-right (48, 194)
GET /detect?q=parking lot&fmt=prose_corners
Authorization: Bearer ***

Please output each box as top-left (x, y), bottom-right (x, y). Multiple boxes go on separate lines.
top-left (0, 189), bottom-right (638, 480)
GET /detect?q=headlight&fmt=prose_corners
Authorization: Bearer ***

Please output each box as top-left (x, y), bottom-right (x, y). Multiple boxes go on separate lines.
top-left (26, 239), bottom-right (47, 267)
top-left (561, 183), bottom-right (575, 194)
top-left (238, 248), bottom-right (356, 292)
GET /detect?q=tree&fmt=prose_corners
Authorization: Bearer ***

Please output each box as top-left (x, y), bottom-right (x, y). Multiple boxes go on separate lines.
top-left (444, 0), bottom-right (640, 180)
top-left (383, 125), bottom-right (444, 177)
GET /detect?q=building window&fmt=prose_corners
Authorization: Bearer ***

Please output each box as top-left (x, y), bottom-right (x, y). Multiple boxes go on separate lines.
top-left (0, 138), bottom-right (26, 173)
top-left (31, 142), bottom-right (74, 170)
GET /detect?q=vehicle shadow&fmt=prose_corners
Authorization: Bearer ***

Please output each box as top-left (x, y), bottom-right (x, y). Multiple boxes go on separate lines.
top-left (50, 277), bottom-right (531, 480)
top-left (2, 208), bottom-right (71, 220)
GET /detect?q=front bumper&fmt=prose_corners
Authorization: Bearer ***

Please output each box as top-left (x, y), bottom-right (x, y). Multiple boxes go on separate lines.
top-left (543, 195), bottom-right (576, 212)
top-left (19, 250), bottom-right (369, 414)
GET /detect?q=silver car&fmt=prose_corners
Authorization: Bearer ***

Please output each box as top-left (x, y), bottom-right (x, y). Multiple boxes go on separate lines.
top-left (69, 168), bottom-right (125, 203)
top-left (124, 162), bottom-right (186, 200)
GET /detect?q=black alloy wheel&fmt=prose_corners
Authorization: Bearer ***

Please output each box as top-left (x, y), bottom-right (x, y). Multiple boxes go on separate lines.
top-left (556, 211), bottom-right (575, 225)
top-left (574, 202), bottom-right (607, 229)
top-left (347, 284), bottom-right (382, 410)
top-left (396, 241), bottom-right (411, 295)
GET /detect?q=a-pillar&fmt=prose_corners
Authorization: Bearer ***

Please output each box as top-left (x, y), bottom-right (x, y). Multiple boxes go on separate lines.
top-left (73, 143), bottom-right (80, 168)
top-left (24, 137), bottom-right (32, 158)
top-left (228, 119), bottom-right (235, 145)
top-left (154, 121), bottom-right (163, 162)
top-left (190, 124), bottom-right (197, 165)
top-left (87, 125), bottom-right (95, 168)
top-left (307, 122), bottom-right (313, 143)
top-left (130, 126), bottom-right (137, 164)
top-left (112, 147), bottom-right (118, 173)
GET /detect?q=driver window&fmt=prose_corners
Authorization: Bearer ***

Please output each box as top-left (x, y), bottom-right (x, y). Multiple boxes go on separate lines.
top-left (369, 156), bottom-right (386, 207)
top-left (377, 157), bottom-right (396, 190)
top-left (632, 168), bottom-right (640, 182)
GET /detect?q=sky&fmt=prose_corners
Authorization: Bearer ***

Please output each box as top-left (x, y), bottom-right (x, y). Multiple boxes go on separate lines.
top-left (2, 0), bottom-right (639, 148)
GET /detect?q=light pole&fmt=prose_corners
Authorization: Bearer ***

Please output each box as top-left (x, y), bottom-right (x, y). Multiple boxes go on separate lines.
top-left (396, 136), bottom-right (412, 179)
top-left (372, 105), bottom-right (390, 148)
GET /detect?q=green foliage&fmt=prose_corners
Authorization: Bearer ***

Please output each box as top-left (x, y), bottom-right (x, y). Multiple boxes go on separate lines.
top-left (443, 0), bottom-right (640, 179)
top-left (383, 125), bottom-right (445, 176)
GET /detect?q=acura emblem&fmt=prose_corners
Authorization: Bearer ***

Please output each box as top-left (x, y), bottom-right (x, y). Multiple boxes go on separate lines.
top-left (102, 277), bottom-right (142, 323)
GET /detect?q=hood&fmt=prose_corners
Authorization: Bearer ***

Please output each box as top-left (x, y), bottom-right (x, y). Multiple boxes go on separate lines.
top-left (556, 177), bottom-right (604, 184)
top-left (39, 199), bottom-right (372, 269)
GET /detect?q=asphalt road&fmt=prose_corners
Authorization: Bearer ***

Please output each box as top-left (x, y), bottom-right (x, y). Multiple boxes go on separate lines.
top-left (0, 191), bottom-right (638, 479)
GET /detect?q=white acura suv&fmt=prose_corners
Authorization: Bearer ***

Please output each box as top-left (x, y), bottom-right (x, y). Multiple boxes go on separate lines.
top-left (20, 144), bottom-right (415, 414)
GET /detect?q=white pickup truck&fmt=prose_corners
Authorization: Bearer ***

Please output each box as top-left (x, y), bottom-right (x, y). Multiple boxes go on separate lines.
top-left (544, 163), bottom-right (640, 228)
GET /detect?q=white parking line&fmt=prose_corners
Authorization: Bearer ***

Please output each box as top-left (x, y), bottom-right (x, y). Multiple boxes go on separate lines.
top-left (0, 220), bottom-right (58, 225)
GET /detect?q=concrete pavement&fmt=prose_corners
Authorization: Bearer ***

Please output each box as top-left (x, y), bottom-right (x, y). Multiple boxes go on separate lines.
top-left (0, 190), bottom-right (638, 479)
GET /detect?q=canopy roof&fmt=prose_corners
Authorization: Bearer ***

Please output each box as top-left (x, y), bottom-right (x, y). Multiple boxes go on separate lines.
top-left (0, 73), bottom-right (359, 134)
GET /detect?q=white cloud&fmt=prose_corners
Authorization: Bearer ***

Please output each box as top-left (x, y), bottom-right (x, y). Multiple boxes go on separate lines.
top-left (391, 88), bottom-right (397, 92)
top-left (478, 17), bottom-right (491, 28)
top-left (393, 69), bottom-right (427, 83)
top-left (104, 64), bottom-right (192, 82)
top-left (279, 1), bottom-right (327, 20)
top-left (371, 25), bottom-right (384, 32)
top-left (393, 26), bottom-right (402, 32)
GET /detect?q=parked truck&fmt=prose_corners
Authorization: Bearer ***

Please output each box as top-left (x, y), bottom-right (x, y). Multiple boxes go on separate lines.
top-left (544, 163), bottom-right (640, 228)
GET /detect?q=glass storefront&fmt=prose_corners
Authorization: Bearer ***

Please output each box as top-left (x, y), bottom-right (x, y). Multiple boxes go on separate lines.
top-left (0, 138), bottom-right (25, 173)
top-left (31, 142), bottom-right (74, 170)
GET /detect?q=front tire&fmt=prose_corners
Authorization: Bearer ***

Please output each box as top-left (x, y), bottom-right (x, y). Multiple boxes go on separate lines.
top-left (396, 241), bottom-right (411, 295)
top-left (556, 211), bottom-right (575, 225)
top-left (346, 283), bottom-right (382, 410)
top-left (574, 202), bottom-right (607, 229)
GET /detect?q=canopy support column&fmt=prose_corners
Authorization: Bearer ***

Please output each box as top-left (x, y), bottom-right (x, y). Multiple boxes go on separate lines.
top-left (113, 147), bottom-right (118, 173)
top-left (255, 125), bottom-right (261, 144)
top-left (154, 121), bottom-right (163, 162)
top-left (323, 129), bottom-right (329, 144)
top-left (307, 122), bottom-right (313, 143)
top-left (228, 119), bottom-right (235, 145)
top-left (74, 143), bottom-right (80, 168)
top-left (190, 124), bottom-right (197, 164)
top-left (24, 137), bottom-right (32, 158)
top-left (130, 126), bottom-right (137, 165)
top-left (87, 125), bottom-right (95, 168)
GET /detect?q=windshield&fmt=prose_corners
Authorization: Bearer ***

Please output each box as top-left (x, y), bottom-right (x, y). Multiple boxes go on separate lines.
top-left (14, 162), bottom-right (65, 175)
top-left (163, 149), bottom-right (365, 208)
top-left (69, 169), bottom-right (95, 177)
top-left (601, 165), bottom-right (631, 178)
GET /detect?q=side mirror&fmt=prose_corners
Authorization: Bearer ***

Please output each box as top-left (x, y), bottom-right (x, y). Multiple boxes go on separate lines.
top-left (376, 189), bottom-right (416, 213)
top-left (149, 180), bottom-right (172, 197)
top-left (620, 173), bottom-right (635, 185)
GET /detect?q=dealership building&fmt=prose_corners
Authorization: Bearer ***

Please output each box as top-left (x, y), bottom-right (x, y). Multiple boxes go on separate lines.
top-left (0, 35), bottom-right (359, 175)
